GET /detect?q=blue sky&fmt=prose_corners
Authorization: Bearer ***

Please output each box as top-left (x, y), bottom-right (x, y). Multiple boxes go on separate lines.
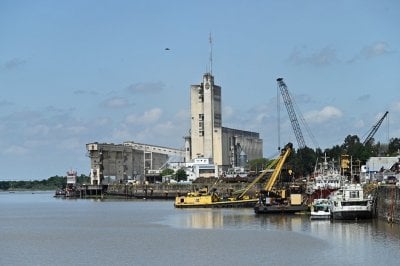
top-left (1, 0), bottom-right (399, 180)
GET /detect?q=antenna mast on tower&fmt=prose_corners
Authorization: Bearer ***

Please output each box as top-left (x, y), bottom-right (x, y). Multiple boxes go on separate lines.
top-left (209, 33), bottom-right (213, 74)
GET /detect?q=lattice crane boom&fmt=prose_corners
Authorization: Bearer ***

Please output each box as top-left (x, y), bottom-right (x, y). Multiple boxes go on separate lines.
top-left (277, 78), bottom-right (306, 149)
top-left (362, 111), bottom-right (389, 145)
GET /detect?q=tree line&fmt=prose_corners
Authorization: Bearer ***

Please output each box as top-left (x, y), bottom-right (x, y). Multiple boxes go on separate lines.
top-left (0, 175), bottom-right (90, 191)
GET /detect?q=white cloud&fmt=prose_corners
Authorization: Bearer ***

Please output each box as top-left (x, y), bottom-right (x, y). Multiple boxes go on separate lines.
top-left (288, 46), bottom-right (339, 66)
top-left (57, 138), bottom-right (82, 150)
top-left (74, 89), bottom-right (99, 96)
top-left (28, 124), bottom-right (50, 136)
top-left (3, 145), bottom-right (29, 156)
top-left (223, 105), bottom-right (235, 119)
top-left (125, 108), bottom-right (162, 125)
top-left (66, 126), bottom-right (87, 135)
top-left (112, 128), bottom-right (132, 141)
top-left (305, 106), bottom-right (343, 123)
top-left (175, 109), bottom-right (189, 121)
top-left (93, 117), bottom-right (112, 126)
top-left (0, 99), bottom-right (14, 107)
top-left (357, 94), bottom-right (370, 102)
top-left (126, 82), bottom-right (164, 94)
top-left (354, 119), bottom-right (365, 129)
top-left (24, 139), bottom-right (52, 148)
top-left (3, 58), bottom-right (27, 70)
top-left (361, 42), bottom-right (392, 58)
top-left (102, 97), bottom-right (130, 108)
top-left (348, 41), bottom-right (393, 63)
top-left (392, 101), bottom-right (400, 112)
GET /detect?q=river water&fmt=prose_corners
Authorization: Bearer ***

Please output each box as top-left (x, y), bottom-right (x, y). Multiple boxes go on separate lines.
top-left (1, 191), bottom-right (399, 266)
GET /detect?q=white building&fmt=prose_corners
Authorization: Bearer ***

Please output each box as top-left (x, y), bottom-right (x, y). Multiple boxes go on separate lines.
top-left (186, 72), bottom-right (263, 174)
top-left (361, 156), bottom-right (400, 182)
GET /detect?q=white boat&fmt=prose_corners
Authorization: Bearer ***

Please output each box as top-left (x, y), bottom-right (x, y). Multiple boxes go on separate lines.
top-left (329, 183), bottom-right (373, 220)
top-left (306, 154), bottom-right (346, 201)
top-left (310, 198), bottom-right (331, 220)
top-left (312, 155), bottom-right (344, 191)
top-left (224, 167), bottom-right (249, 178)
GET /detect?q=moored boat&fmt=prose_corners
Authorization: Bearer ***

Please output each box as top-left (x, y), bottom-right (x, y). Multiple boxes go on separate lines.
top-left (310, 198), bottom-right (331, 220)
top-left (329, 183), bottom-right (373, 220)
top-left (174, 187), bottom-right (258, 208)
top-left (307, 154), bottom-right (346, 203)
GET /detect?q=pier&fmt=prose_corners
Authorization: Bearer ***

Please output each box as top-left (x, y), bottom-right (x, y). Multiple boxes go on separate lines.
top-left (58, 181), bottom-right (258, 200)
top-left (375, 185), bottom-right (400, 223)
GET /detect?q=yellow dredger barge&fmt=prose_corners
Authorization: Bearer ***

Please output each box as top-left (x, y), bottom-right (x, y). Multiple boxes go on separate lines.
top-left (174, 143), bottom-right (302, 208)
top-left (175, 143), bottom-right (304, 210)
top-left (174, 187), bottom-right (258, 208)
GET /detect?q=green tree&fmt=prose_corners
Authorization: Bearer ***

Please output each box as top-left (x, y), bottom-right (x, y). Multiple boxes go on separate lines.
top-left (161, 168), bottom-right (174, 176)
top-left (175, 168), bottom-right (187, 182)
top-left (77, 174), bottom-right (90, 184)
top-left (292, 146), bottom-right (317, 177)
top-left (248, 158), bottom-right (270, 173)
top-left (388, 137), bottom-right (400, 155)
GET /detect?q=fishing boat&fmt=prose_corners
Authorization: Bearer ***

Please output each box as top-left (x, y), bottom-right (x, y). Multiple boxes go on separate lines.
top-left (307, 154), bottom-right (346, 201)
top-left (310, 198), bottom-right (331, 220)
top-left (329, 183), bottom-right (373, 220)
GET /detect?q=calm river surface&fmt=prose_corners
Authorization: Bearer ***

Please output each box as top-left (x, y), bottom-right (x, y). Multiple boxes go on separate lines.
top-left (1, 191), bottom-right (399, 266)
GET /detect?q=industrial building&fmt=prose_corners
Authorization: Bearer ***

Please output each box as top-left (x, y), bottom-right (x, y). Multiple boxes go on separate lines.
top-left (186, 72), bottom-right (263, 172)
top-left (86, 72), bottom-right (263, 184)
top-left (86, 142), bottom-right (183, 184)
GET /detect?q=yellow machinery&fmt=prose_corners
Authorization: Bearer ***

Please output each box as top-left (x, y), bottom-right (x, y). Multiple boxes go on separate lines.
top-left (174, 143), bottom-right (297, 208)
top-left (175, 150), bottom-right (287, 208)
top-left (263, 143), bottom-right (293, 192)
top-left (234, 157), bottom-right (281, 200)
top-left (174, 185), bottom-right (259, 208)
top-left (254, 143), bottom-right (307, 214)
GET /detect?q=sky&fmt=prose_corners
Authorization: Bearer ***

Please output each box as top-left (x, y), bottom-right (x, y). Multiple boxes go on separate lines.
top-left (1, 0), bottom-right (399, 180)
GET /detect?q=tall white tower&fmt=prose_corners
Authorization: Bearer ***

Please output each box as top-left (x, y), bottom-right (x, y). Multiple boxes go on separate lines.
top-left (190, 73), bottom-right (222, 165)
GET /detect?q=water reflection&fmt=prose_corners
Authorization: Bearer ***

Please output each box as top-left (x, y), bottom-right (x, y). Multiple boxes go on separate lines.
top-left (170, 208), bottom-right (400, 249)
top-left (183, 210), bottom-right (223, 229)
top-left (256, 214), bottom-right (308, 232)
top-left (171, 209), bottom-right (312, 231)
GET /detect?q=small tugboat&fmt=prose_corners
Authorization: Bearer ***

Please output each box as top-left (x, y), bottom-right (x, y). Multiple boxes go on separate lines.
top-left (310, 198), bottom-right (331, 220)
top-left (329, 183), bottom-right (373, 220)
top-left (54, 170), bottom-right (79, 198)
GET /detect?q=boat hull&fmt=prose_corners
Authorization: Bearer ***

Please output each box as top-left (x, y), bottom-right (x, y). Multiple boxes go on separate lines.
top-left (174, 199), bottom-right (258, 208)
top-left (331, 210), bottom-right (372, 220)
top-left (310, 211), bottom-right (331, 220)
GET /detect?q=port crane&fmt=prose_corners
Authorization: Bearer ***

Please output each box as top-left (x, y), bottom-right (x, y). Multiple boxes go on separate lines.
top-left (262, 142), bottom-right (293, 192)
top-left (362, 111), bottom-right (389, 145)
top-left (175, 143), bottom-right (294, 208)
top-left (277, 78), bottom-right (306, 149)
top-left (236, 143), bottom-right (294, 201)
top-left (235, 153), bottom-right (282, 200)
top-left (254, 142), bottom-right (307, 214)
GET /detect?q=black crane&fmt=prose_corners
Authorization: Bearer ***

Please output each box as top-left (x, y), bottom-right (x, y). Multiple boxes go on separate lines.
top-left (277, 78), bottom-right (306, 149)
top-left (362, 111), bottom-right (389, 145)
